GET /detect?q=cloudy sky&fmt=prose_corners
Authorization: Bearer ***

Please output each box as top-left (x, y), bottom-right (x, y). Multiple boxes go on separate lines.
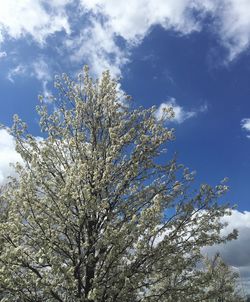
top-left (0, 0), bottom-right (250, 295)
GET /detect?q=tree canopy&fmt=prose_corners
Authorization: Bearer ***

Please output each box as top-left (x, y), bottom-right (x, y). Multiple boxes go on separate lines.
top-left (0, 67), bottom-right (240, 301)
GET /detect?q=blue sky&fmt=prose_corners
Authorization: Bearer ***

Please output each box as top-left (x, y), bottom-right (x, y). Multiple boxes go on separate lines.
top-left (1, 0), bottom-right (250, 294)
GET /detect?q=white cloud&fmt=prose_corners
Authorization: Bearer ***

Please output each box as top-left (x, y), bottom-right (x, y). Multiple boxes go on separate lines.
top-left (7, 64), bottom-right (27, 83)
top-left (241, 118), bottom-right (250, 138)
top-left (203, 209), bottom-right (250, 294)
top-left (6, 58), bottom-right (53, 100)
top-left (67, 20), bottom-right (128, 77)
top-left (32, 58), bottom-right (51, 82)
top-left (76, 0), bottom-right (202, 76)
top-left (0, 129), bottom-right (22, 185)
top-left (155, 98), bottom-right (198, 124)
top-left (216, 0), bottom-right (250, 61)
top-left (241, 118), bottom-right (250, 131)
top-left (44, 0), bottom-right (72, 8)
top-left (190, 0), bottom-right (250, 61)
top-left (32, 58), bottom-right (53, 102)
top-left (0, 0), bottom-right (70, 45)
top-left (1, 0), bottom-right (250, 80)
top-left (81, 0), bottom-right (200, 44)
top-left (77, 0), bottom-right (250, 76)
top-left (0, 51), bottom-right (6, 58)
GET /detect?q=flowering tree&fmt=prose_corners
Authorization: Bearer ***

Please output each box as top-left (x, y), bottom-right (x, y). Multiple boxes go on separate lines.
top-left (0, 67), bottom-right (238, 301)
top-left (202, 254), bottom-right (245, 302)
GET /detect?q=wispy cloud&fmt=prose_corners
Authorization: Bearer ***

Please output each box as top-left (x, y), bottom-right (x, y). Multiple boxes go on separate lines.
top-left (216, 0), bottom-right (250, 61)
top-left (241, 118), bottom-right (250, 138)
top-left (32, 58), bottom-right (53, 102)
top-left (32, 58), bottom-right (51, 82)
top-left (76, 0), bottom-right (201, 76)
top-left (0, 51), bottom-right (6, 59)
top-left (81, 0), bottom-right (201, 43)
top-left (66, 19), bottom-right (129, 77)
top-left (203, 209), bottom-right (250, 294)
top-left (6, 58), bottom-right (53, 101)
top-left (1, 1), bottom-right (250, 83)
top-left (7, 64), bottom-right (27, 83)
top-left (0, 0), bottom-right (70, 45)
top-left (78, 0), bottom-right (250, 76)
top-left (0, 129), bottom-right (22, 185)
top-left (194, 0), bottom-right (250, 62)
top-left (155, 98), bottom-right (206, 124)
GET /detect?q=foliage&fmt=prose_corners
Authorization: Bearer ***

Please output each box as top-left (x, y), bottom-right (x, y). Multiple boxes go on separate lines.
top-left (0, 67), bottom-right (239, 301)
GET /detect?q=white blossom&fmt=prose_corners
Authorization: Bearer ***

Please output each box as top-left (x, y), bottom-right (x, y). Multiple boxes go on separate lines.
top-left (0, 67), bottom-right (241, 302)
